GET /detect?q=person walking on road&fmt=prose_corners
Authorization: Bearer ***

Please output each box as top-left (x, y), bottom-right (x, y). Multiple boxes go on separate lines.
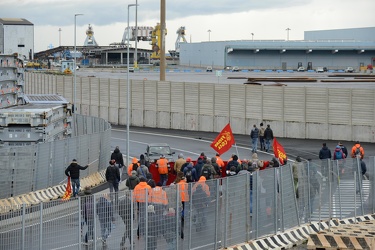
top-left (174, 153), bottom-right (186, 174)
top-left (259, 122), bottom-right (266, 151)
top-left (133, 177), bottom-right (152, 239)
top-left (264, 124), bottom-right (274, 152)
top-left (351, 141), bottom-right (365, 159)
top-left (65, 159), bottom-right (89, 198)
top-left (319, 143), bottom-right (331, 178)
top-left (338, 142), bottom-right (348, 158)
top-left (191, 176), bottom-right (210, 232)
top-left (106, 160), bottom-right (120, 202)
top-left (111, 146), bottom-right (124, 181)
top-left (96, 195), bottom-right (114, 246)
top-left (156, 155), bottom-right (169, 186)
top-left (250, 124), bottom-right (259, 153)
top-left (126, 170), bottom-right (140, 190)
top-left (118, 192), bottom-right (134, 249)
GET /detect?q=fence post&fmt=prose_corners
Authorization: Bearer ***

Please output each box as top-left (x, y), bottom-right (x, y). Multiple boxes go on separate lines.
top-left (356, 157), bottom-right (364, 215)
top-left (354, 171), bottom-right (357, 221)
top-left (245, 173), bottom-right (251, 242)
top-left (255, 170), bottom-right (259, 239)
top-left (78, 196), bottom-right (82, 250)
top-left (145, 189), bottom-right (148, 250)
top-left (223, 178), bottom-right (229, 248)
top-left (188, 183), bottom-right (193, 250)
top-left (279, 167), bottom-right (285, 232)
top-left (39, 202), bottom-right (43, 250)
top-left (176, 184), bottom-right (180, 250)
top-left (21, 203), bottom-right (25, 250)
top-left (307, 161), bottom-right (311, 223)
top-left (130, 191), bottom-right (134, 250)
top-left (328, 160), bottom-right (332, 231)
top-left (274, 168), bottom-right (278, 234)
top-left (93, 194), bottom-right (97, 250)
top-left (290, 164), bottom-right (300, 227)
top-left (335, 160), bottom-right (343, 219)
top-left (214, 179), bottom-right (220, 249)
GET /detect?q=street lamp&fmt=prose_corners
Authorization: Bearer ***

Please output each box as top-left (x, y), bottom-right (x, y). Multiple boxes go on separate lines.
top-left (58, 28), bottom-right (62, 47)
top-left (127, 3), bottom-right (138, 167)
top-left (207, 29), bottom-right (211, 41)
top-left (74, 13), bottom-right (83, 113)
top-left (286, 28), bottom-right (291, 41)
top-left (251, 33), bottom-right (254, 41)
top-left (134, 0), bottom-right (138, 68)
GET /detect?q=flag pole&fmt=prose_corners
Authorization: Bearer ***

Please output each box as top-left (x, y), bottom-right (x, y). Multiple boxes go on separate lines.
top-left (234, 143), bottom-right (240, 159)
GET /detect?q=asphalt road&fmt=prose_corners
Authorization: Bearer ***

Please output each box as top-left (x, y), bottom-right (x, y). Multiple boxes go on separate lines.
top-left (110, 125), bottom-right (375, 163)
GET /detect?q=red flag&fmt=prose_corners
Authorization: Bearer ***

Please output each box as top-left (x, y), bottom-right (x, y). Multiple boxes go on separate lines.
top-left (273, 138), bottom-right (288, 165)
top-left (210, 123), bottom-right (236, 155)
top-left (61, 176), bottom-right (72, 201)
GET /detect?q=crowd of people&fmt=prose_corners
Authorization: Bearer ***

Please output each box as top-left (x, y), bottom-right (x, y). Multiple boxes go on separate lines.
top-left (66, 124), bottom-right (369, 249)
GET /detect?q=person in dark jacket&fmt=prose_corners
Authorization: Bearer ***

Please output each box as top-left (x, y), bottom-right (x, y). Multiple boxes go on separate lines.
top-left (82, 187), bottom-right (94, 245)
top-left (111, 146), bottom-right (124, 181)
top-left (106, 160), bottom-right (120, 202)
top-left (338, 142), bottom-right (348, 158)
top-left (147, 205), bottom-right (158, 250)
top-left (97, 196), bottom-right (114, 246)
top-left (226, 155), bottom-right (239, 171)
top-left (139, 154), bottom-right (150, 168)
top-left (183, 162), bottom-right (197, 183)
top-left (194, 157), bottom-right (204, 178)
top-left (118, 193), bottom-right (134, 249)
top-left (263, 124), bottom-right (274, 152)
top-left (163, 208), bottom-right (177, 250)
top-left (319, 143), bottom-right (331, 178)
top-left (65, 159), bottom-right (89, 197)
top-left (126, 170), bottom-right (140, 190)
top-left (271, 157), bottom-right (280, 168)
top-left (250, 124), bottom-right (259, 153)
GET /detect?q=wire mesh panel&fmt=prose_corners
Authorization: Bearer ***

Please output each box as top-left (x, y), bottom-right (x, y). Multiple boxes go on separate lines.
top-left (0, 205), bottom-right (24, 250)
top-left (253, 168), bottom-right (277, 239)
top-left (223, 174), bottom-right (250, 247)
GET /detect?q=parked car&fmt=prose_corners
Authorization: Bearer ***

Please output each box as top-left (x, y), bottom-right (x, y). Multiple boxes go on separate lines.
top-left (345, 67), bottom-right (354, 73)
top-left (297, 66), bottom-right (305, 72)
top-left (232, 66), bottom-right (239, 72)
top-left (206, 66), bottom-right (213, 72)
top-left (145, 143), bottom-right (175, 163)
top-left (316, 67), bottom-right (324, 73)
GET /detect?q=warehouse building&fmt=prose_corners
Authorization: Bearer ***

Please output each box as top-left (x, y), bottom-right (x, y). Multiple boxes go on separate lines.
top-left (0, 18), bottom-right (34, 60)
top-left (180, 27), bottom-right (375, 71)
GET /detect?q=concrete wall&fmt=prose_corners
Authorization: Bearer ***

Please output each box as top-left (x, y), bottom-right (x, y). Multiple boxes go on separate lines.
top-left (25, 73), bottom-right (375, 143)
top-left (3, 24), bottom-right (34, 59)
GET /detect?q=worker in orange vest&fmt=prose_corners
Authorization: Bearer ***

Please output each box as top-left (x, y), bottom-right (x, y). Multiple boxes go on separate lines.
top-left (177, 172), bottom-right (189, 239)
top-left (127, 157), bottom-right (139, 176)
top-left (150, 181), bottom-right (168, 216)
top-left (133, 177), bottom-right (151, 238)
top-left (215, 153), bottom-right (225, 168)
top-left (192, 176), bottom-right (210, 232)
top-left (156, 155), bottom-right (169, 186)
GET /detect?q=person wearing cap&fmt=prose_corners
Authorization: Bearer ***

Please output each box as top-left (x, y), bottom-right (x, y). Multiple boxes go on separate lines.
top-left (126, 170), bottom-right (140, 190)
top-left (156, 155), bottom-right (169, 186)
top-left (105, 159), bottom-right (120, 202)
top-left (133, 177), bottom-right (152, 239)
top-left (180, 157), bottom-right (192, 173)
top-left (65, 159), bottom-right (89, 198)
top-left (174, 153), bottom-right (186, 173)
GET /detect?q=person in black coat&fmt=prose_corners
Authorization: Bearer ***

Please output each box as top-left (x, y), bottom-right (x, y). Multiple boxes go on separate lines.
top-left (65, 159), bottom-right (89, 197)
top-left (106, 160), bottom-right (120, 202)
top-left (111, 146), bottom-right (124, 180)
top-left (319, 143), bottom-right (331, 178)
top-left (97, 196), bottom-right (114, 246)
top-left (263, 125), bottom-right (274, 152)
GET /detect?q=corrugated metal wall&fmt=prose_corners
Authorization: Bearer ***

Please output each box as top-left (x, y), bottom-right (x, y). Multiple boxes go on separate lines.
top-left (24, 73), bottom-right (375, 142)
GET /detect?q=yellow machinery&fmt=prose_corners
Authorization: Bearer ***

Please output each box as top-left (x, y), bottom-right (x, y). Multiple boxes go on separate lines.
top-left (150, 23), bottom-right (167, 59)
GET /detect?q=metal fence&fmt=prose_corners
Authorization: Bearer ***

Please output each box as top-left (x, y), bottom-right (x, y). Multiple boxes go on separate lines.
top-left (0, 157), bottom-right (373, 250)
top-left (0, 114), bottom-right (111, 199)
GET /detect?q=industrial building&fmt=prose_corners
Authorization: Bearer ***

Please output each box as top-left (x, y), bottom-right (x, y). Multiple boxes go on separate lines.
top-left (180, 27), bottom-right (375, 71)
top-left (0, 18), bottom-right (34, 60)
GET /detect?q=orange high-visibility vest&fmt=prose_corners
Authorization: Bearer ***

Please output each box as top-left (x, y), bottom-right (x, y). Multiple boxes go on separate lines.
top-left (149, 187), bottom-right (168, 205)
top-left (177, 179), bottom-right (189, 202)
top-left (133, 182), bottom-right (151, 203)
top-left (157, 158), bottom-right (169, 174)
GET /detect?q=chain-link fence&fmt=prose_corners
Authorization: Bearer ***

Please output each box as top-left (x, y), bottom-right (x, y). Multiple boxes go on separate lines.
top-left (0, 114), bottom-right (111, 199)
top-left (0, 157), bottom-right (373, 249)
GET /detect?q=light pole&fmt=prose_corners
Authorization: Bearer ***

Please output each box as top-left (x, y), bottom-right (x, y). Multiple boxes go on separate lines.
top-left (286, 28), bottom-right (291, 41)
top-left (134, 0), bottom-right (138, 68)
top-left (251, 32), bottom-right (254, 41)
top-left (127, 4), bottom-right (138, 167)
top-left (74, 13), bottom-right (83, 113)
top-left (208, 29), bottom-right (211, 41)
top-left (58, 28), bottom-right (62, 47)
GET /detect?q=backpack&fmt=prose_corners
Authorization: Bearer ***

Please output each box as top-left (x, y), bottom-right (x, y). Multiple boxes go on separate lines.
top-left (201, 166), bottom-right (211, 179)
top-left (185, 168), bottom-right (194, 183)
top-left (335, 150), bottom-right (343, 159)
top-left (355, 146), bottom-right (361, 157)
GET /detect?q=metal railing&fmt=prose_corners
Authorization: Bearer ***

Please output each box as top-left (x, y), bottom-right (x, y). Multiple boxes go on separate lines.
top-left (0, 157), bottom-right (373, 250)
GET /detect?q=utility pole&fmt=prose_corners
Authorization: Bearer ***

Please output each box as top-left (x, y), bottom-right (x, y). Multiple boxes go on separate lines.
top-left (286, 28), bottom-right (291, 41)
top-left (134, 0), bottom-right (138, 68)
top-left (58, 28), bottom-right (62, 47)
top-left (160, 0), bottom-right (166, 81)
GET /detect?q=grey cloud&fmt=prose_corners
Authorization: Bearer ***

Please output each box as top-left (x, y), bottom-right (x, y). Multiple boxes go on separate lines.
top-left (0, 0), bottom-right (309, 26)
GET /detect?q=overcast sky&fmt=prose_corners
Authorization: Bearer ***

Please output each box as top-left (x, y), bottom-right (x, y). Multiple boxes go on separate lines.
top-left (1, 0), bottom-right (374, 53)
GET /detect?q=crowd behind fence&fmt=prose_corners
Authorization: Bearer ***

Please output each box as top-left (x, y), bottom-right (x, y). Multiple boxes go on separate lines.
top-left (0, 157), bottom-right (373, 250)
top-left (0, 114), bottom-right (111, 199)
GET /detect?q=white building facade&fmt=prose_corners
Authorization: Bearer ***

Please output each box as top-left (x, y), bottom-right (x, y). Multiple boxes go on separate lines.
top-left (0, 18), bottom-right (34, 60)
